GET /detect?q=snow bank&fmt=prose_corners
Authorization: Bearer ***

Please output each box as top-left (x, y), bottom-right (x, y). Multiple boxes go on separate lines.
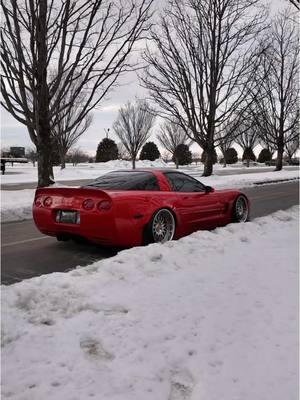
top-left (1, 189), bottom-right (35, 222)
top-left (2, 207), bottom-right (299, 400)
top-left (197, 169), bottom-right (299, 189)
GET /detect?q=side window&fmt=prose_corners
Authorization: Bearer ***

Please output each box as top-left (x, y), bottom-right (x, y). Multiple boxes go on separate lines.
top-left (164, 172), bottom-right (206, 192)
top-left (132, 176), bottom-right (160, 191)
top-left (142, 176), bottom-right (160, 191)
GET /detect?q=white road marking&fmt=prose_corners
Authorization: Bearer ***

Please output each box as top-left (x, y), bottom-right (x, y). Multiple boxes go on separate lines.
top-left (2, 236), bottom-right (50, 248)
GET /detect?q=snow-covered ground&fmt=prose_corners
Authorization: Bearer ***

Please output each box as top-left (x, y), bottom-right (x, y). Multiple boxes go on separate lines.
top-left (2, 207), bottom-right (299, 400)
top-left (1, 160), bottom-right (299, 223)
top-left (1, 159), bottom-right (298, 185)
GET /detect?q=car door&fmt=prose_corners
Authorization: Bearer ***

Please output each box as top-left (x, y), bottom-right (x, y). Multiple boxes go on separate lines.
top-left (163, 172), bottom-right (223, 232)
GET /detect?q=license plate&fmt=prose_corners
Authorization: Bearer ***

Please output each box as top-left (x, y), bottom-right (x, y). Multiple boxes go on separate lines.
top-left (56, 210), bottom-right (80, 224)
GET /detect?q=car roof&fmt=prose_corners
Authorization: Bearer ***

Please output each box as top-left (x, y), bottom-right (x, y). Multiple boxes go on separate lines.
top-left (107, 168), bottom-right (182, 174)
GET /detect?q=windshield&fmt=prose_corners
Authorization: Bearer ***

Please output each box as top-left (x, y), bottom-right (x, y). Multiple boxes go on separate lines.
top-left (85, 171), bottom-right (160, 191)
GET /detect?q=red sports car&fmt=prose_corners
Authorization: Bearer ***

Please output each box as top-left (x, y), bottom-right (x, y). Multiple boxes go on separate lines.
top-left (33, 169), bottom-right (250, 247)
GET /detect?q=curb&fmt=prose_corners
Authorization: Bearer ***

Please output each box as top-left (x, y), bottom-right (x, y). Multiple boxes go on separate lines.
top-left (254, 177), bottom-right (299, 185)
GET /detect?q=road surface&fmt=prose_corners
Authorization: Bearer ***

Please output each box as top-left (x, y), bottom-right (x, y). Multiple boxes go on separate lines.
top-left (1, 181), bottom-right (299, 285)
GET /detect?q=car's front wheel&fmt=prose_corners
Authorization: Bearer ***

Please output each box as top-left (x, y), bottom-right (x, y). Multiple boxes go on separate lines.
top-left (145, 208), bottom-right (176, 244)
top-left (232, 195), bottom-right (249, 222)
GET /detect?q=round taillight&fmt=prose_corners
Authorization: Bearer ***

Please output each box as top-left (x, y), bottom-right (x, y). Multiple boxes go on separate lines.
top-left (43, 196), bottom-right (52, 207)
top-left (35, 197), bottom-right (43, 207)
top-left (82, 199), bottom-right (95, 210)
top-left (97, 200), bottom-right (112, 211)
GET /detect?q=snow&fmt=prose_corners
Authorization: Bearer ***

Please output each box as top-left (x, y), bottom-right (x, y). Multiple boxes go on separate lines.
top-left (2, 206), bottom-right (299, 400)
top-left (1, 189), bottom-right (35, 223)
top-left (1, 163), bottom-right (298, 223)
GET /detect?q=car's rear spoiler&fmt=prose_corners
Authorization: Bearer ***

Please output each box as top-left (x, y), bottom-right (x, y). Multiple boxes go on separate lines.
top-left (35, 186), bottom-right (109, 197)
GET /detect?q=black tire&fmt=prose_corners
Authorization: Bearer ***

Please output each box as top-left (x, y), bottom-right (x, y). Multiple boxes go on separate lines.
top-left (232, 195), bottom-right (249, 223)
top-left (144, 208), bottom-right (176, 244)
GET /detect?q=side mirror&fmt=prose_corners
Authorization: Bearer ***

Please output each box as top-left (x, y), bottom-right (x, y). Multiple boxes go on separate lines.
top-left (205, 185), bottom-right (214, 193)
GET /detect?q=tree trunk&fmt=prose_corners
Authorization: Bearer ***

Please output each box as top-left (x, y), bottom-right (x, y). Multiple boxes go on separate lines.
top-left (275, 143), bottom-right (284, 171)
top-left (60, 151), bottom-right (66, 170)
top-left (132, 157), bottom-right (136, 169)
top-left (221, 150), bottom-right (227, 168)
top-left (202, 147), bottom-right (214, 177)
top-left (276, 105), bottom-right (285, 172)
top-left (175, 157), bottom-right (179, 169)
top-left (37, 138), bottom-right (55, 187)
top-left (35, 0), bottom-right (54, 187)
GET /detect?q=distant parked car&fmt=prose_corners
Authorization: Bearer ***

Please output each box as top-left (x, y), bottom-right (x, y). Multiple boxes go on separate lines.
top-left (33, 169), bottom-right (250, 247)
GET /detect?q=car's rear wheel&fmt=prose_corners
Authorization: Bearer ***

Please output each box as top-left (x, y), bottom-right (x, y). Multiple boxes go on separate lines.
top-left (145, 208), bottom-right (176, 244)
top-left (232, 195), bottom-right (249, 222)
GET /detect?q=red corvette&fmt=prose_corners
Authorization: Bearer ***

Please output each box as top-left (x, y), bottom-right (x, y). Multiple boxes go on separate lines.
top-left (33, 169), bottom-right (250, 247)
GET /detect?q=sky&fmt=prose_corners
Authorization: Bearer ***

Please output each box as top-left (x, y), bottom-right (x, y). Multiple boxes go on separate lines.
top-left (0, 0), bottom-right (287, 157)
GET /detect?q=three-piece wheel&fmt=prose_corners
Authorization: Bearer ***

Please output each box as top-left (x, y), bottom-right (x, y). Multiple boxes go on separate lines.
top-left (145, 208), bottom-right (176, 244)
top-left (233, 195), bottom-right (249, 223)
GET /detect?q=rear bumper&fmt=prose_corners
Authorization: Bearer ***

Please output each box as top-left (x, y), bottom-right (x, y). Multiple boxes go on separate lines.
top-left (33, 206), bottom-right (144, 247)
top-left (33, 205), bottom-right (118, 245)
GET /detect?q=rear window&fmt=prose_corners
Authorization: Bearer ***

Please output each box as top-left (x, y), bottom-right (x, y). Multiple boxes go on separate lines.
top-left (85, 171), bottom-right (160, 191)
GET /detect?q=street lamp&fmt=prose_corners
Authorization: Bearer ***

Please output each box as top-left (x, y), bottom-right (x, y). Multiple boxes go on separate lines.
top-left (104, 128), bottom-right (110, 139)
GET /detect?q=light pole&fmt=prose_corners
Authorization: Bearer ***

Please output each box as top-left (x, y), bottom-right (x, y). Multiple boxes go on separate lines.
top-left (104, 128), bottom-right (110, 139)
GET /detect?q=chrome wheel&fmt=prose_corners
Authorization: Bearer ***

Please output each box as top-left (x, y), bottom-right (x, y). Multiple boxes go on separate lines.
top-left (151, 209), bottom-right (175, 243)
top-left (235, 196), bottom-right (248, 222)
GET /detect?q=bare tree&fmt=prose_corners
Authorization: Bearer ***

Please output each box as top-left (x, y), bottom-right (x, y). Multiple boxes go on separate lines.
top-left (1, 0), bottom-right (154, 186)
top-left (117, 143), bottom-right (130, 160)
top-left (258, 137), bottom-right (277, 157)
top-left (52, 79), bottom-right (93, 169)
top-left (215, 120), bottom-right (237, 167)
top-left (234, 120), bottom-right (259, 166)
top-left (285, 135), bottom-right (299, 161)
top-left (142, 0), bottom-right (266, 176)
top-left (248, 9), bottom-right (299, 171)
top-left (113, 100), bottom-right (155, 169)
top-left (25, 147), bottom-right (38, 166)
top-left (157, 120), bottom-right (190, 168)
top-left (287, 0), bottom-right (300, 10)
top-left (66, 148), bottom-right (90, 166)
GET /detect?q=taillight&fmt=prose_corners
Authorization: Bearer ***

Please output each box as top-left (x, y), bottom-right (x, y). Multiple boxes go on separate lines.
top-left (43, 197), bottom-right (52, 207)
top-left (82, 199), bottom-right (95, 210)
top-left (97, 200), bottom-right (112, 211)
top-left (35, 197), bottom-right (43, 207)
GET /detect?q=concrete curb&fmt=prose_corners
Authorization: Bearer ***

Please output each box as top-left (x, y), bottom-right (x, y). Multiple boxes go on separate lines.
top-left (254, 177), bottom-right (299, 185)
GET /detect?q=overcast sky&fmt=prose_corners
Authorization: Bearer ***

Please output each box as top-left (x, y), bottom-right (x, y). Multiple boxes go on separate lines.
top-left (0, 0), bottom-right (287, 156)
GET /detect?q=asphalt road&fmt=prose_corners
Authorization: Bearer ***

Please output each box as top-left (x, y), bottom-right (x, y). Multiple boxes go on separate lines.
top-left (1, 166), bottom-right (298, 190)
top-left (1, 181), bottom-right (299, 285)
